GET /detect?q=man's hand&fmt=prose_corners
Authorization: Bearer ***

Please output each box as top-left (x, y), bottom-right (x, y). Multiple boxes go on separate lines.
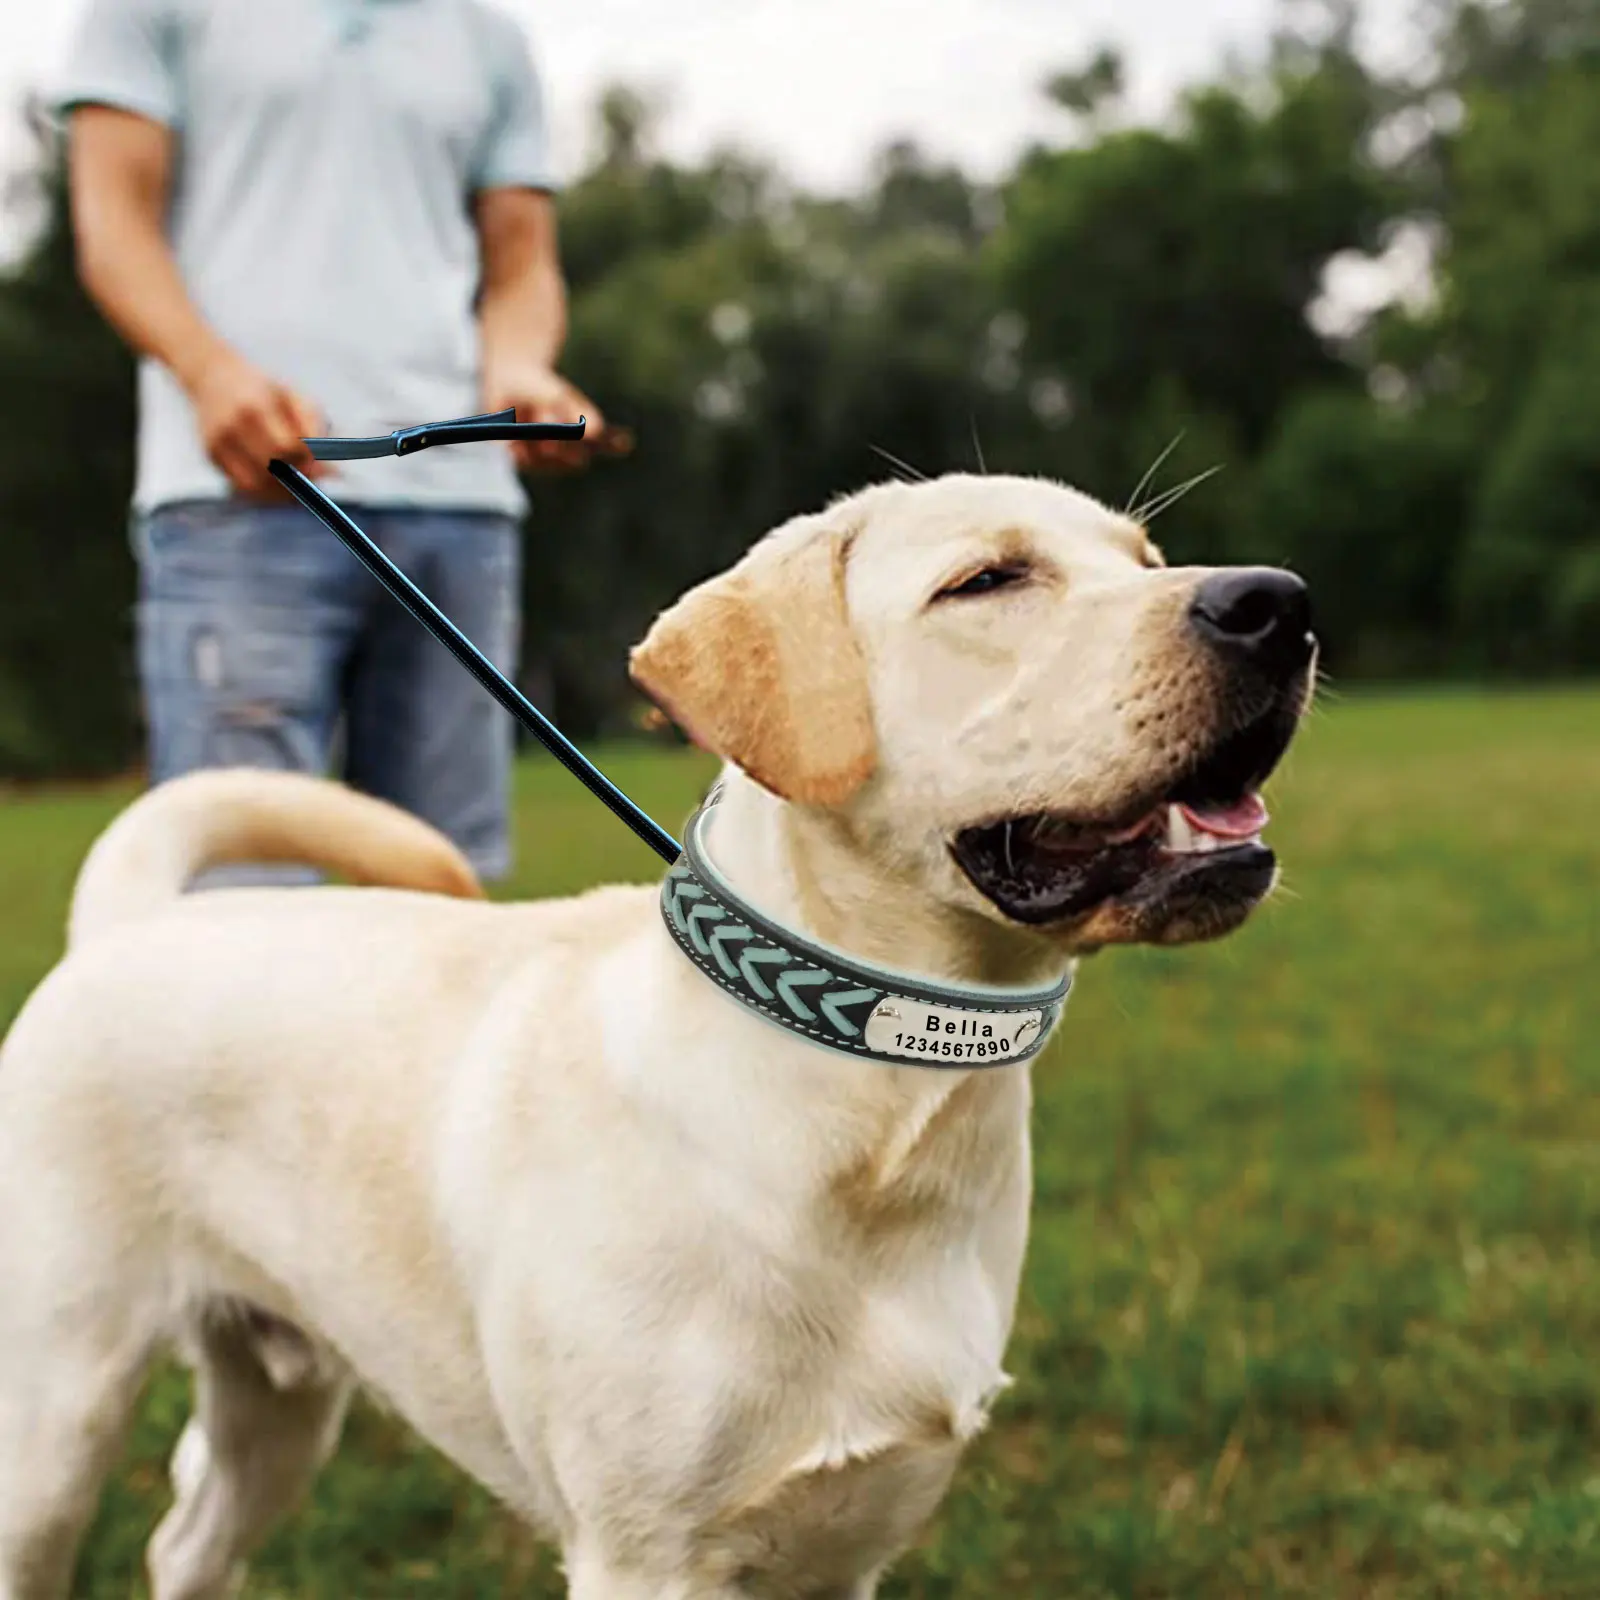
top-left (187, 349), bottom-right (328, 499)
top-left (483, 361), bottom-right (604, 474)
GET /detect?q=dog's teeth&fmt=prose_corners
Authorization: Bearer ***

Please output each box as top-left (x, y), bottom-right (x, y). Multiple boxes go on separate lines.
top-left (1166, 804), bottom-right (1194, 853)
top-left (1162, 804), bottom-right (1259, 855)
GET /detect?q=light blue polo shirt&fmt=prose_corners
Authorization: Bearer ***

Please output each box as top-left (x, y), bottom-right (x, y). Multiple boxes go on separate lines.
top-left (55, 0), bottom-right (555, 515)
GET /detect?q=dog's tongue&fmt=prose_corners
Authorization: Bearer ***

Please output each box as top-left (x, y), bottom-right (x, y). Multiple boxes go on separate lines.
top-left (1178, 793), bottom-right (1268, 838)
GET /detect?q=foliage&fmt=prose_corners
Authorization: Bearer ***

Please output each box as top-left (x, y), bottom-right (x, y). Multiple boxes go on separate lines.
top-left (0, 112), bottom-right (137, 777)
top-left (994, 41), bottom-right (1392, 485)
top-left (1250, 388), bottom-right (1474, 673)
top-left (1457, 296), bottom-right (1600, 669)
top-left (0, 0), bottom-right (1598, 776)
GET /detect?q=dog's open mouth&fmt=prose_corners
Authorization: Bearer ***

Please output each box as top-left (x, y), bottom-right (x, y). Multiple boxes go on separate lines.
top-left (950, 698), bottom-right (1300, 928)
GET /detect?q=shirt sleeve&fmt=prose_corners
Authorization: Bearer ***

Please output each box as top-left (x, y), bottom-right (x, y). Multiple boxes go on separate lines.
top-left (52, 0), bottom-right (186, 131)
top-left (471, 12), bottom-right (557, 194)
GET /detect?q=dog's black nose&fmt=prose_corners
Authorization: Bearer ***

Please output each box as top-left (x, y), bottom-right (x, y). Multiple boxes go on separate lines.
top-left (1188, 568), bottom-right (1314, 675)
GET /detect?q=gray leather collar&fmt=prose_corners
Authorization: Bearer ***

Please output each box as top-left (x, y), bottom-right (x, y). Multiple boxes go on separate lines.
top-left (659, 789), bottom-right (1071, 1069)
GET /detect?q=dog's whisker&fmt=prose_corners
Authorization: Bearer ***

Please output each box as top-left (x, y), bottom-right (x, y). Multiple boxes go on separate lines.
top-left (868, 443), bottom-right (929, 483)
top-left (1003, 820), bottom-right (1016, 877)
top-left (970, 415), bottom-right (988, 477)
top-left (1139, 469), bottom-right (1223, 523)
top-left (1134, 463), bottom-right (1224, 524)
top-left (1132, 460), bottom-right (1216, 521)
top-left (1134, 461), bottom-right (1223, 520)
top-left (1123, 431), bottom-right (1185, 516)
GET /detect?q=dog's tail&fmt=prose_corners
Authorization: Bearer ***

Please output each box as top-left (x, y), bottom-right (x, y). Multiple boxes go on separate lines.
top-left (67, 767), bottom-right (486, 950)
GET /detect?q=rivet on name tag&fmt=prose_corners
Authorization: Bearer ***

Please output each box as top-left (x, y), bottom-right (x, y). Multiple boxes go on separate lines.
top-left (863, 996), bottom-right (1045, 1065)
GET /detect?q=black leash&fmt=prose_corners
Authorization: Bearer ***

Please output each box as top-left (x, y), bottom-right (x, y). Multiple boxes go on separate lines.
top-left (269, 412), bottom-right (1075, 1071)
top-left (268, 411), bottom-right (682, 865)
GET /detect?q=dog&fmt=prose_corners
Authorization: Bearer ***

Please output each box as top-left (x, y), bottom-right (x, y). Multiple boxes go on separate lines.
top-left (0, 471), bottom-right (1314, 1600)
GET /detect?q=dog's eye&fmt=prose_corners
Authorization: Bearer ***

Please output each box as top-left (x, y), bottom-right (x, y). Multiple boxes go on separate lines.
top-left (936, 563), bottom-right (1030, 601)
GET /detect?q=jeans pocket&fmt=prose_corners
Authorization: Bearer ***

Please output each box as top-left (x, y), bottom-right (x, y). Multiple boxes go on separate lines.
top-left (135, 502), bottom-right (238, 578)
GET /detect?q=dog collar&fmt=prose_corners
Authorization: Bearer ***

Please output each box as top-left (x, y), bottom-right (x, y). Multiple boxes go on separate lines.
top-left (659, 789), bottom-right (1071, 1069)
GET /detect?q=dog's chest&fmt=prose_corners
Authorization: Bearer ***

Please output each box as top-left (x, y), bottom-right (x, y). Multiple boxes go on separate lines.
top-left (792, 1275), bottom-right (1014, 1469)
top-left (696, 1249), bottom-right (1016, 1586)
top-left (684, 1074), bottom-right (1032, 1580)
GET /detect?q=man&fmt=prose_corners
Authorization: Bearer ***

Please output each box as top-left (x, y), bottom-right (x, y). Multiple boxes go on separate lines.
top-left (57, 0), bottom-right (601, 886)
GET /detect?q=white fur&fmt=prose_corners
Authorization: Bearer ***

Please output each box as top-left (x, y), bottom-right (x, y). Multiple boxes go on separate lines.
top-left (0, 473), bottom-right (1294, 1599)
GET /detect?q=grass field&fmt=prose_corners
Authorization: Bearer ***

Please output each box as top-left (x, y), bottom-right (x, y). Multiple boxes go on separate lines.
top-left (2, 686), bottom-right (1597, 1598)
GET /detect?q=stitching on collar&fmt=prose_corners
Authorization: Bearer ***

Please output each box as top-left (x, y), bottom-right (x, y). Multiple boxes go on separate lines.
top-left (660, 790), bottom-right (1070, 1070)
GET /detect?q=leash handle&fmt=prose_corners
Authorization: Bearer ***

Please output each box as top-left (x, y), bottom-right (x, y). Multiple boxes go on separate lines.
top-left (267, 455), bottom-right (683, 866)
top-left (388, 414), bottom-right (635, 458)
top-left (394, 413), bottom-right (587, 455)
top-left (304, 408), bottom-right (592, 461)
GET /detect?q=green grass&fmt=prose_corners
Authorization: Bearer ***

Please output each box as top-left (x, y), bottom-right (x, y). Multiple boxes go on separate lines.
top-left (3, 687), bottom-right (1597, 1598)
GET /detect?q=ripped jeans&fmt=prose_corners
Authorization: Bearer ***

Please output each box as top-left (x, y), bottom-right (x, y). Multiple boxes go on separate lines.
top-left (133, 498), bottom-right (521, 886)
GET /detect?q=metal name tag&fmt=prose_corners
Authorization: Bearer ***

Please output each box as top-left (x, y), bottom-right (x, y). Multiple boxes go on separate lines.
top-left (863, 996), bottom-right (1045, 1065)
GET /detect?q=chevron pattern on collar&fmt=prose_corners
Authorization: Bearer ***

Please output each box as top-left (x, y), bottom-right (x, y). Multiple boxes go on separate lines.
top-left (658, 790), bottom-right (1070, 1070)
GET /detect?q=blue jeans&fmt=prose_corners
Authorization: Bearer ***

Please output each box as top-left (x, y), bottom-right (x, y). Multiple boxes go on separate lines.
top-left (133, 499), bottom-right (521, 885)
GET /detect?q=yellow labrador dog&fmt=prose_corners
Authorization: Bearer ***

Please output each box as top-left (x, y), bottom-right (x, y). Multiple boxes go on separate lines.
top-left (0, 472), bottom-right (1314, 1600)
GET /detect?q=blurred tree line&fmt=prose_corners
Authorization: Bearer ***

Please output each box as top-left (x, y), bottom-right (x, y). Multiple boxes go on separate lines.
top-left (0, 0), bottom-right (1594, 778)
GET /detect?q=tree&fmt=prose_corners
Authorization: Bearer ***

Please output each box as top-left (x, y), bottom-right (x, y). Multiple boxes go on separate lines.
top-left (993, 41), bottom-right (1393, 514)
top-left (1455, 292), bottom-right (1600, 669)
top-left (1251, 388), bottom-right (1474, 673)
top-left (1375, 35), bottom-right (1600, 668)
top-left (1431, 57), bottom-right (1600, 421)
top-left (2, 12), bottom-right (1597, 780)
top-left (1044, 46), bottom-right (1126, 127)
top-left (0, 107), bottom-right (138, 778)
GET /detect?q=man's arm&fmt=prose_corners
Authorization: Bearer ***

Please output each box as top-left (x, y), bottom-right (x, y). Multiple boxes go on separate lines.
top-left (70, 107), bottom-right (222, 388)
top-left (68, 104), bottom-right (325, 495)
top-left (475, 186), bottom-right (600, 472)
top-left (477, 185), bottom-right (566, 372)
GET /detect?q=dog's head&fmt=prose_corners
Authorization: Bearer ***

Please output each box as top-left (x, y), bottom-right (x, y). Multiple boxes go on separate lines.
top-left (630, 474), bottom-right (1315, 956)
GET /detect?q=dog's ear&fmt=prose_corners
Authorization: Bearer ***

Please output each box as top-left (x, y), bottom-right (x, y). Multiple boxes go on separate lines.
top-left (629, 512), bottom-right (877, 806)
